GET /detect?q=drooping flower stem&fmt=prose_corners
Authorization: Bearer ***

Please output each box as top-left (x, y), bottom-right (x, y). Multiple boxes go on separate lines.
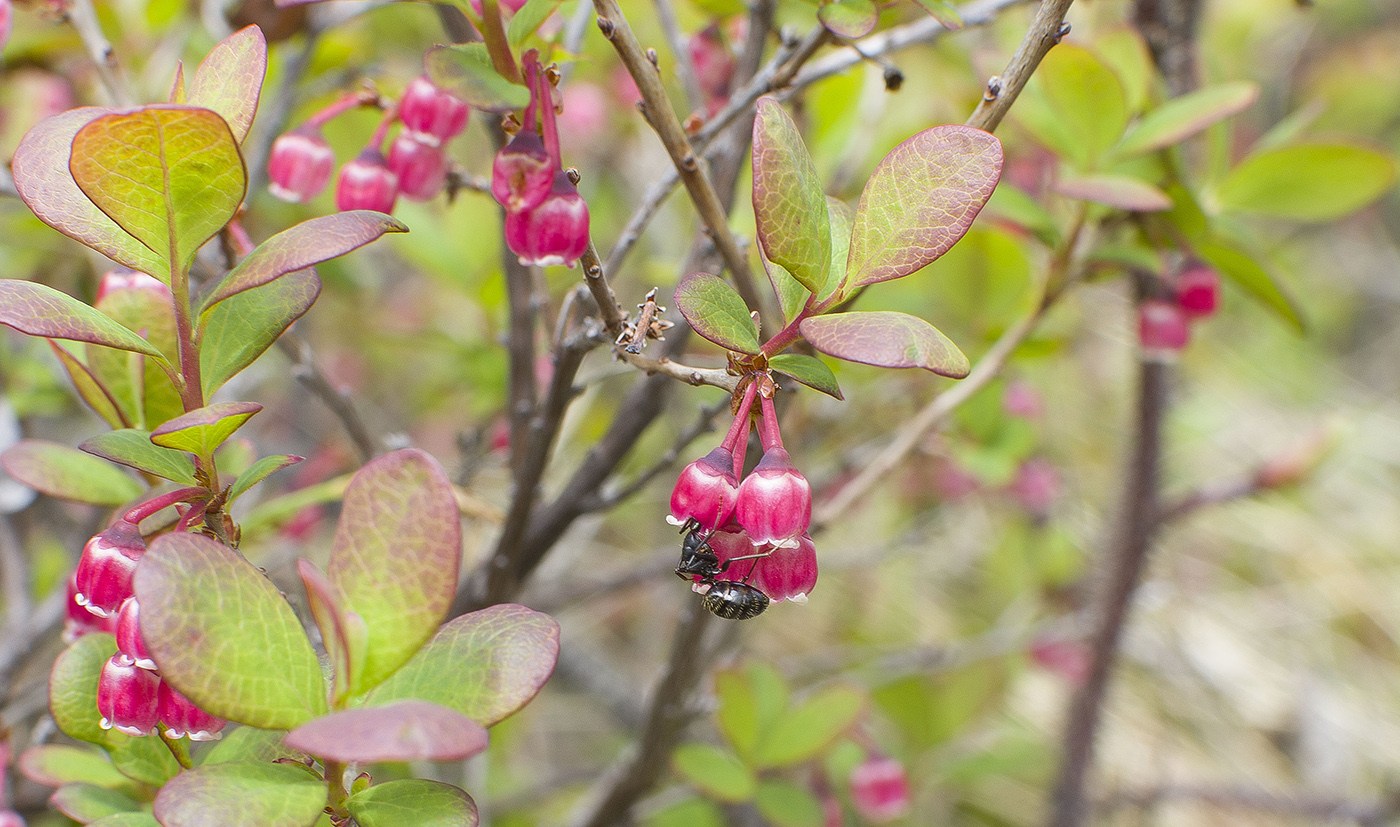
top-left (475, 0), bottom-right (521, 85)
top-left (536, 58), bottom-right (562, 168)
top-left (304, 90), bottom-right (381, 129)
top-left (756, 392), bottom-right (783, 452)
top-left (122, 487), bottom-right (211, 525)
top-left (159, 731), bottom-right (193, 770)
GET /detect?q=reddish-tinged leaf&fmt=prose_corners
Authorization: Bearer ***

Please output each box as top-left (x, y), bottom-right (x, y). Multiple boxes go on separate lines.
top-left (150, 401), bottom-right (262, 462)
top-left (187, 25), bottom-right (267, 144)
top-left (347, 779), bottom-right (478, 827)
top-left (297, 559), bottom-right (363, 706)
top-left (763, 257), bottom-right (809, 325)
top-left (92, 276), bottom-right (183, 430)
top-left (330, 449), bottom-right (461, 695)
top-left (819, 196), bottom-right (854, 302)
top-left (1054, 174), bottom-right (1172, 212)
top-left (1117, 82), bottom-right (1259, 157)
top-left (364, 604), bottom-right (559, 726)
top-left (200, 268), bottom-right (321, 397)
top-left (80, 429), bottom-right (198, 485)
top-left (912, 0), bottom-right (963, 29)
top-left (70, 106), bottom-right (246, 280)
top-left (199, 212), bottom-right (407, 315)
top-left (673, 273), bottom-right (760, 355)
top-left (154, 761), bottom-right (324, 827)
top-left (1, 439), bottom-right (143, 506)
top-left (752, 98), bottom-right (830, 294)
top-left (49, 342), bottom-right (126, 429)
top-left (818, 0), bottom-right (877, 38)
top-left (169, 61), bottom-right (186, 103)
top-left (845, 126), bottom-right (1002, 291)
top-left (769, 353), bottom-right (842, 400)
top-left (0, 281), bottom-right (166, 359)
top-left (285, 701), bottom-right (488, 763)
top-left (11, 108), bottom-right (164, 275)
top-left (799, 311), bottom-right (970, 377)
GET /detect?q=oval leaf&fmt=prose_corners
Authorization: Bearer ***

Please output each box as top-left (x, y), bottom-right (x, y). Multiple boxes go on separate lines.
top-left (363, 604), bottom-right (559, 726)
top-left (200, 268), bottom-right (321, 397)
top-left (298, 559), bottom-right (361, 706)
top-left (673, 742), bottom-right (756, 803)
top-left (768, 354), bottom-right (842, 400)
top-left (817, 0), bottom-right (876, 38)
top-left (20, 745), bottom-right (130, 789)
top-left (49, 634), bottom-right (117, 746)
top-left (1214, 142), bottom-right (1398, 222)
top-left (187, 25), bottom-right (267, 144)
top-left (92, 276), bottom-right (183, 429)
top-left (50, 342), bottom-right (126, 430)
top-left (507, 0), bottom-right (563, 47)
top-left (763, 257), bottom-right (809, 325)
top-left (80, 429), bottom-right (199, 485)
top-left (754, 780), bottom-right (825, 827)
top-left (752, 98), bottom-right (830, 294)
top-left (845, 126), bottom-right (1002, 290)
top-left (1038, 44), bottom-right (1129, 168)
top-left (135, 533), bottom-right (328, 729)
top-left (1054, 174), bottom-right (1172, 212)
top-left (284, 701), bottom-right (488, 764)
top-left (819, 196), bottom-right (854, 302)
top-left (912, 0), bottom-right (962, 29)
top-left (751, 685), bottom-right (865, 769)
top-left (1198, 239), bottom-right (1304, 332)
top-left (199, 212), bottom-right (407, 315)
top-left (800, 311), bottom-right (970, 377)
top-left (348, 779), bottom-right (478, 827)
top-left (330, 448), bottom-right (461, 694)
top-left (0, 281), bottom-right (166, 359)
top-left (227, 454), bottom-right (303, 504)
top-left (150, 401), bottom-right (262, 462)
top-left (70, 106), bottom-right (247, 279)
top-left (50, 784), bottom-right (141, 822)
top-left (1, 439), bottom-right (143, 506)
top-left (1117, 81), bottom-right (1259, 157)
top-left (11, 108), bottom-right (164, 275)
top-left (154, 762), bottom-right (325, 827)
top-left (673, 273), bottom-right (760, 355)
top-left (426, 44), bottom-right (531, 113)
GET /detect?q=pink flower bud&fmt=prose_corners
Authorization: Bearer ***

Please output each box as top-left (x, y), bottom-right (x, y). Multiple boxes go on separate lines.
top-left (1001, 380), bottom-right (1043, 419)
top-left (850, 756), bottom-right (911, 822)
top-left (666, 447), bottom-right (739, 532)
top-left (115, 597), bottom-right (156, 671)
top-left (398, 75), bottom-right (469, 147)
top-left (63, 573), bottom-right (116, 643)
top-left (95, 269), bottom-right (169, 304)
top-left (750, 532), bottom-right (817, 604)
top-left (491, 129), bottom-right (553, 213)
top-left (74, 521), bottom-right (146, 618)
top-left (268, 127), bottom-right (336, 203)
top-left (0, 0), bottom-right (11, 53)
top-left (1030, 636), bottom-right (1090, 686)
top-left (1009, 457), bottom-right (1060, 517)
top-left (1138, 299), bottom-right (1190, 356)
top-left (335, 150), bottom-right (399, 214)
top-left (1176, 262), bottom-right (1221, 319)
top-left (688, 24), bottom-right (735, 101)
top-left (735, 447), bottom-right (811, 548)
top-left (98, 655), bottom-right (159, 737)
top-left (504, 170), bottom-right (590, 267)
top-left (157, 681), bottom-right (226, 741)
top-left (387, 131), bottom-right (447, 201)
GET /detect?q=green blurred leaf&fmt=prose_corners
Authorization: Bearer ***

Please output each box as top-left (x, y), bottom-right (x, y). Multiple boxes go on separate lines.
top-left (227, 454), bottom-right (303, 504)
top-left (51, 784), bottom-right (143, 822)
top-left (752, 685), bottom-right (864, 769)
top-left (1197, 238), bottom-right (1305, 332)
top-left (912, 0), bottom-right (962, 29)
top-left (1, 439), bottom-right (142, 505)
top-left (187, 25), bottom-right (267, 144)
top-left (200, 268), bottom-right (321, 397)
top-left (754, 780), bottom-right (825, 827)
top-left (1117, 82), bottom-right (1258, 157)
top-left (50, 342), bottom-right (126, 429)
top-left (426, 44), bottom-right (531, 113)
top-left (199, 726), bottom-right (302, 766)
top-left (769, 354), bottom-right (842, 400)
top-left (1093, 27), bottom-right (1153, 114)
top-left (150, 401), bottom-right (261, 464)
top-left (1054, 174), bottom-right (1172, 212)
top-left (1214, 142), bottom-right (1397, 221)
top-left (135, 533), bottom-right (327, 729)
top-left (672, 743), bottom-right (756, 802)
top-left (0, 281), bottom-right (167, 360)
top-left (800, 312), bottom-right (969, 377)
top-left (20, 745), bottom-right (130, 790)
top-left (818, 0), bottom-right (876, 38)
top-left (91, 276), bottom-right (182, 430)
top-left (507, 0), bottom-right (562, 47)
top-left (982, 186), bottom-right (1059, 247)
top-left (49, 633), bottom-right (116, 746)
top-left (714, 668), bottom-right (761, 761)
top-left (752, 98), bottom-right (830, 295)
top-left (153, 762), bottom-right (325, 827)
top-left (673, 273), bottom-right (760, 354)
top-left (80, 429), bottom-right (198, 485)
top-left (239, 475), bottom-right (350, 536)
top-left (645, 798), bottom-right (726, 827)
top-left (1037, 44), bottom-right (1128, 168)
top-left (763, 257), bottom-right (810, 325)
top-left (820, 197), bottom-right (854, 301)
top-left (88, 814), bottom-right (161, 827)
top-left (347, 780), bottom-right (478, 827)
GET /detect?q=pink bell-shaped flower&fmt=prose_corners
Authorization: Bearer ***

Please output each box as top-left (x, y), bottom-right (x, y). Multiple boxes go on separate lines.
top-left (667, 447), bottom-right (739, 532)
top-left (398, 75), bottom-right (470, 147)
top-left (1138, 299), bottom-right (1190, 357)
top-left (63, 573), bottom-right (116, 643)
top-left (491, 129), bottom-right (553, 213)
top-left (98, 655), bottom-right (159, 737)
top-left (115, 597), bottom-right (156, 671)
top-left (735, 446), bottom-right (811, 549)
top-left (74, 520), bottom-right (146, 618)
top-left (157, 681), bottom-right (226, 741)
top-left (387, 131), bottom-right (447, 201)
top-left (1176, 262), bottom-right (1221, 319)
top-left (504, 170), bottom-right (589, 267)
top-left (268, 127), bottom-right (336, 203)
top-left (750, 532), bottom-right (817, 603)
top-left (850, 755), bottom-right (911, 822)
top-left (335, 149), bottom-right (399, 214)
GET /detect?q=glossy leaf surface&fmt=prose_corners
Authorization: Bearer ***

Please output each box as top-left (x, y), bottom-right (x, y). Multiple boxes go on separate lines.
top-left (91, 278), bottom-right (182, 430)
top-left (200, 268), bottom-right (321, 396)
top-left (1, 439), bottom-right (142, 505)
top-left (150, 401), bottom-right (262, 462)
top-left (153, 762), bottom-right (325, 827)
top-left (187, 25), bottom-right (267, 144)
top-left (768, 354), bottom-right (842, 400)
top-left (673, 273), bottom-right (760, 354)
top-left (0, 281), bottom-right (165, 359)
top-left (347, 779), bottom-right (478, 827)
top-left (752, 98), bottom-right (830, 293)
top-left (800, 312), bottom-right (970, 377)
top-left (80, 429), bottom-right (198, 485)
top-left (284, 700), bottom-right (488, 763)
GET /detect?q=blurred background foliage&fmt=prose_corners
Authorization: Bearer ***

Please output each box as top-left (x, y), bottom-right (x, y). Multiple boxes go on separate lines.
top-left (4, 0), bottom-right (1400, 824)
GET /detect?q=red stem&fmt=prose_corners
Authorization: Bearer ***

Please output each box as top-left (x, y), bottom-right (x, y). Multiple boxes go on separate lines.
top-left (122, 487), bottom-right (211, 525)
top-left (366, 104), bottom-right (399, 154)
top-left (757, 393), bottom-right (783, 451)
top-left (305, 90), bottom-right (380, 129)
top-left (720, 380), bottom-right (757, 454)
top-left (522, 51), bottom-right (540, 134)
top-left (536, 59), bottom-right (562, 167)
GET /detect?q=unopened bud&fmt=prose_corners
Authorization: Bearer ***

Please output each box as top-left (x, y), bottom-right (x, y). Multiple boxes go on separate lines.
top-left (504, 170), bottom-right (590, 267)
top-left (850, 756), bottom-right (911, 822)
top-left (1138, 299), bottom-right (1190, 358)
top-left (98, 656), bottom-right (159, 737)
top-left (335, 150), bottom-right (399, 214)
top-left (74, 520), bottom-right (146, 618)
top-left (1176, 262), bottom-right (1221, 319)
top-left (157, 681), bottom-right (226, 741)
top-left (398, 75), bottom-right (470, 147)
top-left (268, 127), bottom-right (336, 203)
top-left (115, 597), bottom-right (156, 671)
top-left (387, 131), bottom-right (447, 201)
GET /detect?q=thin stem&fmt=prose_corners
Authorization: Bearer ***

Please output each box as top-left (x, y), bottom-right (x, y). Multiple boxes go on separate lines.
top-left (537, 60), bottom-right (562, 167)
top-left (964, 0), bottom-right (1075, 133)
top-left (522, 51), bottom-right (541, 134)
top-left (477, 0), bottom-right (522, 84)
top-left (123, 487), bottom-right (211, 525)
top-left (64, 0), bottom-right (136, 106)
top-left (324, 760), bottom-right (349, 818)
top-left (365, 104), bottom-right (399, 154)
top-left (159, 732), bottom-right (194, 770)
top-left (720, 382), bottom-right (756, 453)
top-left (577, 242), bottom-right (624, 338)
top-left (305, 89), bottom-right (383, 129)
top-left (756, 393), bottom-right (782, 451)
top-left (759, 312), bottom-right (809, 357)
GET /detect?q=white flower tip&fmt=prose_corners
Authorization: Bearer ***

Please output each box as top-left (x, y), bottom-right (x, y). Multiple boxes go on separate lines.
top-left (665, 515), bottom-right (686, 526)
top-left (113, 723), bottom-right (150, 737)
top-left (134, 658), bottom-right (158, 671)
top-left (188, 730), bottom-right (223, 742)
top-left (788, 593), bottom-right (809, 604)
top-left (99, 717), bottom-right (113, 731)
top-left (771, 537), bottom-right (800, 549)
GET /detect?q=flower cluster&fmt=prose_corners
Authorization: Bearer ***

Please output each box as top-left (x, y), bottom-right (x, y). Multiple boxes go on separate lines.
top-left (68, 494), bottom-right (226, 742)
top-left (268, 74), bottom-right (470, 211)
top-left (668, 377), bottom-right (816, 603)
top-left (491, 50), bottom-right (589, 268)
top-left (1138, 260), bottom-right (1222, 357)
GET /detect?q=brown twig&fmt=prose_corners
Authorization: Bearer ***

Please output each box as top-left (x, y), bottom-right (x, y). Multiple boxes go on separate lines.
top-left (63, 0), bottom-right (136, 107)
top-left (965, 0), bottom-right (1075, 133)
top-left (592, 398), bottom-right (730, 510)
top-left (578, 241), bottom-right (625, 339)
top-left (276, 332), bottom-right (378, 465)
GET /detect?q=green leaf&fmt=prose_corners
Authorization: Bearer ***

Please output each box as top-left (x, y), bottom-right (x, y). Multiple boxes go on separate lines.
top-left (70, 106), bottom-right (246, 280)
top-left (1093, 27), bottom-right (1153, 114)
top-left (982, 185), bottom-right (1059, 247)
top-left (672, 743), bottom-right (756, 802)
top-left (50, 342), bottom-right (127, 429)
top-left (106, 736), bottom-right (181, 787)
top-left (1214, 142), bottom-right (1398, 222)
top-left (1, 439), bottom-right (143, 505)
top-left (284, 701), bottom-right (488, 763)
top-left (329, 449), bottom-right (461, 694)
top-left (752, 98), bottom-right (830, 295)
top-left (80, 429), bottom-right (198, 485)
top-left (0, 280), bottom-right (167, 359)
top-left (1036, 44), bottom-right (1128, 168)
top-left (800, 311), bottom-right (970, 377)
top-left (199, 726), bottom-right (302, 766)
top-left (51, 783), bottom-right (143, 822)
top-left (239, 475), bottom-right (350, 537)
top-left (50, 633), bottom-right (117, 746)
top-left (1117, 82), bottom-right (1259, 157)
top-left (713, 663), bottom-right (788, 762)
top-left (820, 196), bottom-right (854, 302)
top-left (11, 108), bottom-right (165, 275)
top-left (768, 354), bottom-right (842, 400)
top-left (506, 0), bottom-right (563, 47)
top-left (844, 126), bottom-right (1002, 291)
top-left (754, 780), bottom-right (825, 827)
top-left (1053, 174), bottom-right (1172, 212)
top-left (912, 0), bottom-right (963, 29)
top-left (187, 25), bottom-right (267, 144)
top-left (89, 814), bottom-right (161, 827)
top-left (200, 268), bottom-right (321, 397)
top-left (751, 685), bottom-right (864, 769)
top-left (150, 401), bottom-right (262, 464)
top-left (646, 798), bottom-right (726, 827)
top-left (363, 603), bottom-right (559, 726)
top-left (673, 273), bottom-right (760, 354)
top-left (817, 0), bottom-right (877, 38)
top-left (426, 44), bottom-right (531, 113)
top-left (1197, 238), bottom-right (1305, 332)
top-left (227, 454), bottom-right (302, 504)
top-left (153, 762), bottom-right (325, 827)
top-left (763, 257), bottom-right (810, 325)
top-left (20, 745), bottom-right (131, 789)
top-left (135, 533), bottom-right (327, 729)
top-left (198, 211), bottom-right (407, 316)
top-left (347, 780), bottom-right (478, 827)
top-left (92, 275), bottom-right (183, 430)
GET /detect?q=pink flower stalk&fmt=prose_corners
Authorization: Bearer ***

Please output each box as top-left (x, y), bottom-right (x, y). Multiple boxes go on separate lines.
top-left (667, 381), bottom-right (757, 530)
top-left (73, 520), bottom-right (146, 619)
top-left (268, 127), bottom-right (336, 203)
top-left (1176, 262), bottom-right (1221, 319)
top-left (335, 149), bottom-right (399, 213)
top-left (849, 756), bottom-right (911, 822)
top-left (95, 269), bottom-right (169, 303)
top-left (1138, 299), bottom-right (1190, 357)
top-left (98, 656), bottom-right (159, 737)
top-left (388, 131), bottom-right (448, 201)
top-left (157, 681), bottom-right (226, 741)
top-left (735, 394), bottom-right (811, 548)
top-left (700, 527), bottom-right (817, 604)
top-left (504, 170), bottom-right (589, 267)
top-left (398, 75), bottom-right (469, 147)
top-left (115, 597), bottom-right (156, 671)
